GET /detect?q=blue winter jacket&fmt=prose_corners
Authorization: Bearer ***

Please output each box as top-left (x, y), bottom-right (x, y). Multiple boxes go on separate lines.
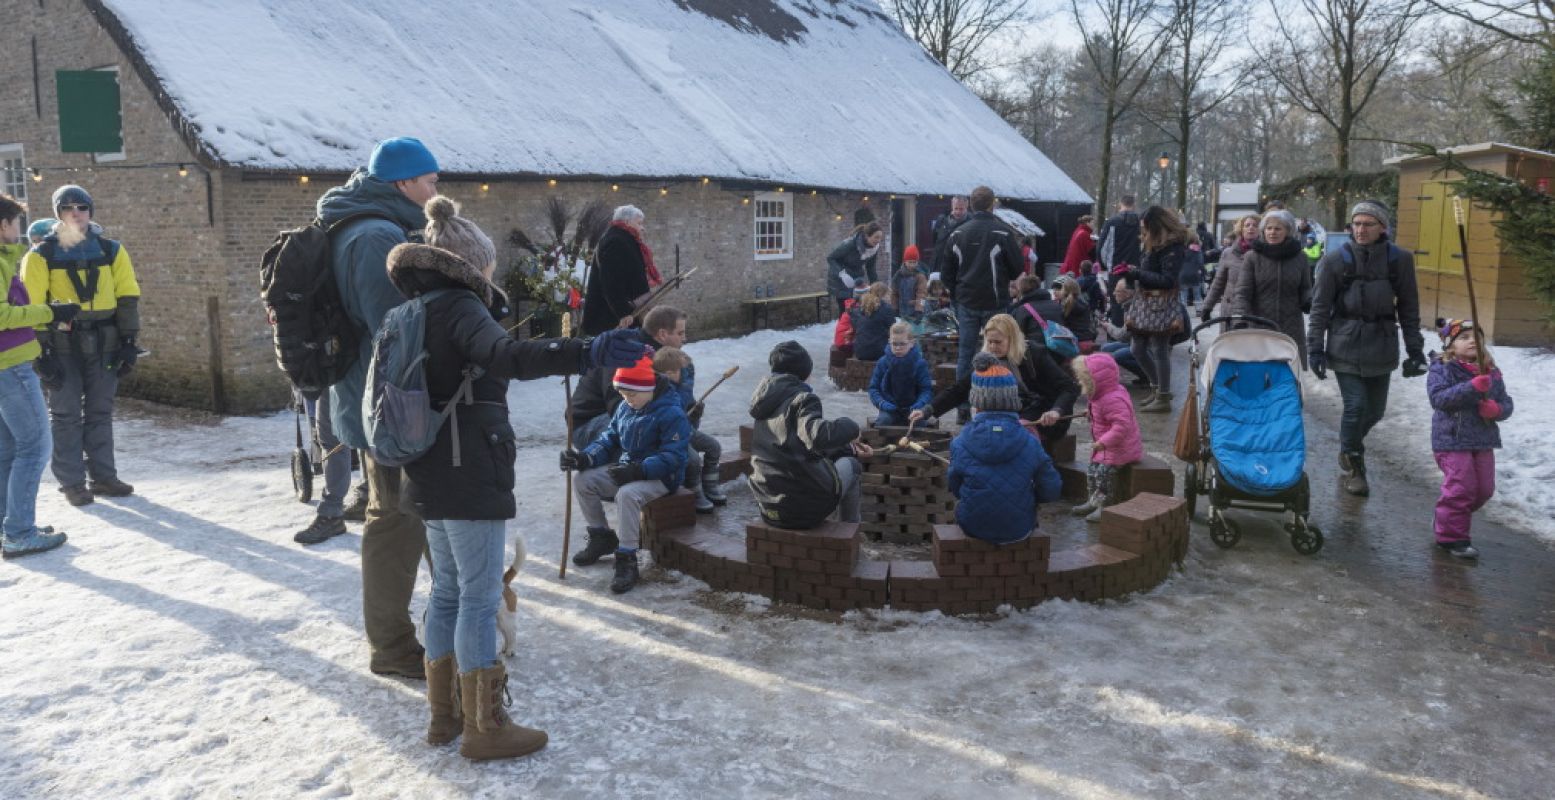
top-left (320, 169), bottom-right (427, 448)
top-left (868, 345), bottom-right (932, 413)
top-left (850, 302), bottom-right (896, 362)
top-left (582, 378), bottom-right (693, 491)
top-left (1427, 357), bottom-right (1513, 452)
top-left (947, 411), bottom-right (1062, 544)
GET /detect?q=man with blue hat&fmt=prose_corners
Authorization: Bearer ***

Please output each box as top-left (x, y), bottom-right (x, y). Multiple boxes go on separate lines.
top-left (20, 185), bottom-right (141, 507)
top-left (314, 136), bottom-right (440, 678)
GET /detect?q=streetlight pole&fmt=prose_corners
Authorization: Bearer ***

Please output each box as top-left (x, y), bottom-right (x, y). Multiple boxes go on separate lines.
top-left (1157, 151), bottom-right (1171, 208)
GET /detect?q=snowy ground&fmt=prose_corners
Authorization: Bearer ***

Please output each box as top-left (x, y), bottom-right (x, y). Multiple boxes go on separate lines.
top-left (3, 323), bottom-right (1553, 799)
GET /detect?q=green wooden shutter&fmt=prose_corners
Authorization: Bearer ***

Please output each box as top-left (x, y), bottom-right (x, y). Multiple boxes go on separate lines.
top-left (56, 70), bottom-right (123, 153)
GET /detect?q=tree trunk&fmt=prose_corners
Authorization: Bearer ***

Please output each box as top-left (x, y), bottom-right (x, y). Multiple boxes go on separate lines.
top-left (1334, 120), bottom-right (1351, 226)
top-left (1097, 93), bottom-right (1118, 220)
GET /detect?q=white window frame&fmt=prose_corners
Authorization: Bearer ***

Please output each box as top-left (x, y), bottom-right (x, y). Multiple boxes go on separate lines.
top-left (91, 66), bottom-right (126, 163)
top-left (753, 191), bottom-right (792, 261)
top-left (0, 144), bottom-right (27, 205)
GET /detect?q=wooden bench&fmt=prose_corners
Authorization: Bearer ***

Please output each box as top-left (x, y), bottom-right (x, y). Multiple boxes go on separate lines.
top-left (742, 291), bottom-right (830, 331)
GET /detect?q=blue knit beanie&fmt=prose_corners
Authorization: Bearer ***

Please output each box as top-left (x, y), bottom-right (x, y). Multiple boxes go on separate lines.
top-left (368, 137), bottom-right (440, 182)
top-left (27, 218), bottom-right (56, 240)
top-left (52, 185), bottom-right (93, 215)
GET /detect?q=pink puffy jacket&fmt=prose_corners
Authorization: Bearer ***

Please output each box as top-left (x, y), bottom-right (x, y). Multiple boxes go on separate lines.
top-left (1085, 353), bottom-right (1144, 466)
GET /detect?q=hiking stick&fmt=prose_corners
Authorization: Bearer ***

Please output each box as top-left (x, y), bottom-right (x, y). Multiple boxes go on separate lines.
top-left (559, 311), bottom-right (576, 579)
top-left (1451, 197), bottom-right (1490, 374)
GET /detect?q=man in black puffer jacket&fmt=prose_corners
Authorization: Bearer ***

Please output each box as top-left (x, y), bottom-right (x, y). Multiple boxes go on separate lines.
top-left (943, 186), bottom-right (1025, 386)
top-left (748, 341), bottom-right (869, 529)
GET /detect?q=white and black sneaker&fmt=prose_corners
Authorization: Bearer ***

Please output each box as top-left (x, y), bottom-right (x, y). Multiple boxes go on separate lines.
top-left (1437, 541), bottom-right (1479, 559)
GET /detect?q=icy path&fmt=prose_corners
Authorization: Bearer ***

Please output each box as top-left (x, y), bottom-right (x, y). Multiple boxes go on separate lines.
top-left (2, 324), bottom-right (1551, 799)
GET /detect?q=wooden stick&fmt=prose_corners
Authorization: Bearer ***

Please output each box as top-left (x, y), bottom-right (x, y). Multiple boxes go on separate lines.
top-left (695, 365), bottom-right (740, 406)
top-left (632, 265), bottom-right (701, 322)
top-left (1019, 412), bottom-right (1088, 428)
top-left (902, 439), bottom-right (950, 465)
top-left (559, 311), bottom-right (576, 579)
top-left (504, 312), bottom-right (536, 334)
top-left (1451, 197), bottom-right (1490, 375)
top-left (897, 416), bottom-right (918, 448)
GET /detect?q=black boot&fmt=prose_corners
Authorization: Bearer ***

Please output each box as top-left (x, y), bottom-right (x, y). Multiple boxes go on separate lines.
top-left (89, 477), bottom-right (135, 497)
top-left (1342, 454), bottom-right (1370, 496)
top-left (572, 527), bottom-right (619, 566)
top-left (610, 549), bottom-right (640, 594)
top-left (294, 514), bottom-right (346, 545)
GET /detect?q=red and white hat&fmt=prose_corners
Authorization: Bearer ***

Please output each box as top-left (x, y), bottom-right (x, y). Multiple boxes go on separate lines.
top-left (613, 355), bottom-right (657, 393)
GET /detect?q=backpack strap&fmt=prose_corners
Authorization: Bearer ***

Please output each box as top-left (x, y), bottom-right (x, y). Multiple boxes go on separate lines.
top-left (1022, 302), bottom-right (1047, 328)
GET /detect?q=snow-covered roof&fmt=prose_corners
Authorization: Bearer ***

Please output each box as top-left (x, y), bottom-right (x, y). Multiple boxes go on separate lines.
top-left (993, 207), bottom-right (1045, 238)
top-left (89, 0), bottom-right (1091, 203)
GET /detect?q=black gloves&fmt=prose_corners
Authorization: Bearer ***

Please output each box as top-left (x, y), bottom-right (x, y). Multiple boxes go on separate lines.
top-left (688, 403), bottom-right (704, 428)
top-left (559, 449), bottom-right (588, 472)
top-left (607, 462), bottom-right (645, 486)
top-left (589, 328), bottom-right (645, 370)
top-left (1401, 350), bottom-right (1427, 378)
top-left (50, 303), bottom-right (81, 326)
top-left (1308, 351), bottom-right (1327, 380)
top-left (113, 338), bottom-right (139, 376)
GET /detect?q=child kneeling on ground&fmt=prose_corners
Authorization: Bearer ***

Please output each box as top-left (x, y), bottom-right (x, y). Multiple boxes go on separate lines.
top-left (749, 341), bottom-right (872, 529)
top-left (1070, 353), bottom-right (1143, 522)
top-left (653, 346), bottom-right (727, 514)
top-left (1427, 318), bottom-right (1514, 559)
top-left (868, 322), bottom-right (933, 428)
top-left (561, 355), bottom-right (691, 593)
top-left (947, 353), bottom-right (1063, 544)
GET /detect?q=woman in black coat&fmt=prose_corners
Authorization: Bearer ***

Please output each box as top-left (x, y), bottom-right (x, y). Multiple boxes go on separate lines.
top-left (826, 222), bottom-right (883, 314)
top-left (581, 205), bottom-right (655, 335)
top-left (387, 197), bottom-right (640, 762)
top-left (1125, 206), bottom-right (1188, 413)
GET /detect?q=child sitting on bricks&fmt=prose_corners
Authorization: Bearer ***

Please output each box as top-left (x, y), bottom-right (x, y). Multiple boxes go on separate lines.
top-left (749, 340), bottom-right (873, 529)
top-left (560, 355), bottom-right (691, 593)
top-left (1069, 353), bottom-right (1143, 522)
top-left (947, 353), bottom-right (1063, 544)
top-left (652, 346), bottom-right (727, 514)
top-left (867, 322), bottom-right (933, 428)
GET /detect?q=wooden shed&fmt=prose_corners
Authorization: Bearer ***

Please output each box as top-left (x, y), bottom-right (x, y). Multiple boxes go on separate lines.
top-left (1387, 143), bottom-right (1555, 346)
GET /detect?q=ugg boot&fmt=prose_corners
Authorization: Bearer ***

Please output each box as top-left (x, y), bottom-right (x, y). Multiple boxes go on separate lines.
top-left (1070, 494), bottom-right (1100, 516)
top-left (1140, 391), bottom-right (1173, 413)
top-left (458, 664), bottom-right (548, 761)
top-left (425, 654), bottom-right (462, 745)
top-left (611, 548), bottom-right (641, 594)
top-left (571, 527), bottom-right (619, 566)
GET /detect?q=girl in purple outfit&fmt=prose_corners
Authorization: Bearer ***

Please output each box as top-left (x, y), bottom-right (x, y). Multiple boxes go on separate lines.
top-left (1426, 318), bottom-right (1514, 559)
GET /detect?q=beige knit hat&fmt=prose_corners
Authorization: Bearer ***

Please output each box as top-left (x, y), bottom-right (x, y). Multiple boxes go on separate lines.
top-left (423, 195), bottom-right (495, 273)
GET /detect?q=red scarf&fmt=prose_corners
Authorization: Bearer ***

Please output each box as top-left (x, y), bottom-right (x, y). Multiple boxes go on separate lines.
top-left (612, 221), bottom-right (661, 287)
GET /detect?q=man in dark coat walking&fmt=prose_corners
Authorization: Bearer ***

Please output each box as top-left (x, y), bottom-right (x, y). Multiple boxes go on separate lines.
top-left (582, 205), bottom-right (655, 336)
top-left (942, 186), bottom-right (1024, 385)
top-left (1097, 194), bottom-right (1142, 271)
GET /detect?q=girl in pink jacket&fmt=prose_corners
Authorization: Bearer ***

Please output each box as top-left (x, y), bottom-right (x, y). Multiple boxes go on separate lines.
top-left (1070, 353), bottom-right (1144, 522)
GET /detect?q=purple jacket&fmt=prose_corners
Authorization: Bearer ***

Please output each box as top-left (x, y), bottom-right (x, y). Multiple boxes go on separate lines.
top-left (1428, 357), bottom-right (1513, 452)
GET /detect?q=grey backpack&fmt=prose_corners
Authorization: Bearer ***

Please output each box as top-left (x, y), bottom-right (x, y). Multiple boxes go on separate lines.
top-left (361, 289), bottom-right (483, 467)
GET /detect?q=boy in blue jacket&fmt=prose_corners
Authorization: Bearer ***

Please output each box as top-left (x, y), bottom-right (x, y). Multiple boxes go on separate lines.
top-left (947, 353), bottom-right (1063, 544)
top-left (560, 355), bottom-right (691, 593)
top-left (653, 346), bottom-right (727, 514)
top-left (868, 322), bottom-right (933, 427)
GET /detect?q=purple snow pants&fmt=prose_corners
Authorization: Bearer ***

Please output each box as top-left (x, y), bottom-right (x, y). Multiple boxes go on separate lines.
top-left (1433, 450), bottom-right (1495, 545)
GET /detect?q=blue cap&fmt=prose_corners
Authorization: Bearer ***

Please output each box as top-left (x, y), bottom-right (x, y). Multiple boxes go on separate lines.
top-left (52, 185), bottom-right (93, 215)
top-left (367, 137), bottom-right (440, 182)
top-left (27, 218), bottom-right (56, 240)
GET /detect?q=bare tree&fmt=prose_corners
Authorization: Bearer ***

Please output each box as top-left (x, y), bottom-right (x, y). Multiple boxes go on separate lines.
top-left (1071, 0), bottom-right (1175, 217)
top-left (888, 0), bottom-right (1033, 81)
top-left (1266, 0), bottom-right (1422, 221)
top-left (1421, 0), bottom-right (1554, 50)
top-left (1162, 0), bottom-right (1247, 211)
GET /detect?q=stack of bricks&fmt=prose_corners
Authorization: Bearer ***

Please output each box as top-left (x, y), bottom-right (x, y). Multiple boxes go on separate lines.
top-left (639, 491), bottom-right (776, 597)
top-left (857, 427), bottom-right (956, 544)
top-left (921, 333), bottom-right (959, 366)
top-left (932, 363), bottom-right (958, 395)
top-left (717, 424), bottom-right (757, 484)
top-left (746, 520), bottom-right (888, 611)
top-left (889, 525), bottom-right (1054, 614)
top-left (1050, 446), bottom-right (1173, 504)
top-left (828, 357), bottom-right (875, 391)
top-left (829, 345), bottom-right (849, 370)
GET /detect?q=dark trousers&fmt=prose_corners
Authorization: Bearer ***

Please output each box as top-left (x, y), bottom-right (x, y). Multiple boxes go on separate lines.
top-left (361, 453), bottom-right (428, 669)
top-left (1335, 371), bottom-right (1391, 457)
top-left (46, 345), bottom-right (119, 488)
top-left (954, 303), bottom-right (999, 382)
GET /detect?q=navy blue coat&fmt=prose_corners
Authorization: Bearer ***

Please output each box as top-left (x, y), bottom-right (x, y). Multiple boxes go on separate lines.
top-left (947, 411), bottom-right (1062, 544)
top-left (582, 378), bottom-right (693, 492)
top-left (850, 302), bottom-right (896, 362)
top-left (868, 345), bottom-right (933, 413)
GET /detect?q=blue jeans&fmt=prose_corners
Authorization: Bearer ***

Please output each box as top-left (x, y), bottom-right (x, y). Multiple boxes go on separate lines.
top-left (0, 364), bottom-right (52, 538)
top-left (423, 518), bottom-right (506, 671)
top-left (302, 391), bottom-right (352, 518)
top-left (1335, 371), bottom-right (1391, 457)
top-left (875, 408), bottom-right (913, 427)
top-left (1101, 341), bottom-right (1148, 382)
top-left (1180, 285), bottom-right (1202, 306)
top-left (954, 303), bottom-right (999, 382)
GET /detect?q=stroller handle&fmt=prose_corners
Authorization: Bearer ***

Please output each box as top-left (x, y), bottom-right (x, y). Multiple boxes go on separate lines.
top-left (1191, 314), bottom-right (1279, 340)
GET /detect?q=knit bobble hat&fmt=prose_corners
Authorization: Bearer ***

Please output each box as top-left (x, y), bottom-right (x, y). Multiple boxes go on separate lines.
top-left (1350, 200), bottom-right (1391, 231)
top-left (769, 340), bottom-right (813, 381)
top-left (52, 185), bottom-right (92, 215)
top-left (969, 352), bottom-right (1020, 413)
top-left (368, 136), bottom-right (440, 182)
top-left (613, 355), bottom-right (658, 394)
top-left (423, 195), bottom-right (495, 273)
top-left (902, 244), bottom-right (921, 262)
top-left (27, 218), bottom-right (56, 240)
top-left (1437, 317), bottom-right (1474, 345)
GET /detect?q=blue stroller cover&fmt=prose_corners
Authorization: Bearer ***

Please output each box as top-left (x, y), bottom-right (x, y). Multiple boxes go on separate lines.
top-left (1208, 360), bottom-right (1305, 495)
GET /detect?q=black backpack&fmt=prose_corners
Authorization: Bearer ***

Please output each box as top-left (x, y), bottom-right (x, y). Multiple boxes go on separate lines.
top-left (259, 214), bottom-right (384, 395)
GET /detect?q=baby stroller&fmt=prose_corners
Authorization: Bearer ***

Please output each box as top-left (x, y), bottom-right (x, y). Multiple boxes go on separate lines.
top-left (1182, 315), bottom-right (1322, 555)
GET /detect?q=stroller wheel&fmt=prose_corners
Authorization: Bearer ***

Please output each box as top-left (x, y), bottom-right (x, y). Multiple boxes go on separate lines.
top-left (1208, 513), bottom-right (1240, 549)
top-left (291, 448), bottom-right (314, 504)
top-left (1183, 463), bottom-right (1199, 519)
top-left (1288, 521), bottom-right (1323, 556)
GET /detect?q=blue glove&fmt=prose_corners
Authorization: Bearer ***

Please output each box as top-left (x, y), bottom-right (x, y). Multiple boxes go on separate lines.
top-left (589, 329), bottom-right (645, 370)
top-left (1308, 351), bottom-right (1327, 380)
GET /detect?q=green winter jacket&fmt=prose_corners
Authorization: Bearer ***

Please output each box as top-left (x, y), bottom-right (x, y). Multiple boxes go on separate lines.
top-left (0, 242), bottom-right (53, 371)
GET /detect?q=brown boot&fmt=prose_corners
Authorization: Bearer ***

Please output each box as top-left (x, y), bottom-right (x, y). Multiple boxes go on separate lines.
top-left (458, 663), bottom-right (548, 761)
top-left (424, 654), bottom-right (462, 745)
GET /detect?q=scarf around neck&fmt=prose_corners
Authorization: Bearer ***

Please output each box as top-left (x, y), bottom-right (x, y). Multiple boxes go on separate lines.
top-left (611, 220), bottom-right (661, 287)
top-left (1252, 236), bottom-right (1302, 260)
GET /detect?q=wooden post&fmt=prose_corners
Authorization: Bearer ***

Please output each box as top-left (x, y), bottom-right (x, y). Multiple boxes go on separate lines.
top-left (206, 296), bottom-right (227, 413)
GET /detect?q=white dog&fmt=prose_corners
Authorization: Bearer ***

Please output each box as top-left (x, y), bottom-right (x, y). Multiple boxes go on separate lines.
top-left (497, 534), bottom-right (525, 656)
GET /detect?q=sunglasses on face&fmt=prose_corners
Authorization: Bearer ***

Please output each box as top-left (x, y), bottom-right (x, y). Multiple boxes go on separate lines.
top-left (58, 204), bottom-right (90, 213)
